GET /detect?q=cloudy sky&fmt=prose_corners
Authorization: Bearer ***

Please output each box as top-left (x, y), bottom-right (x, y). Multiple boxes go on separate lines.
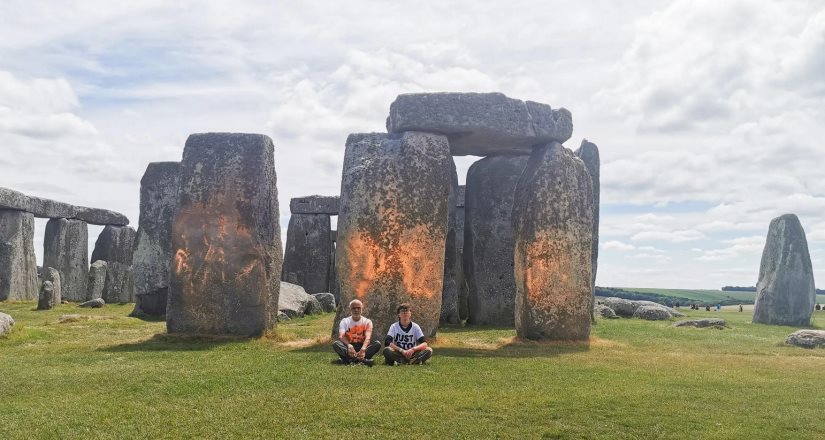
top-left (2, 0), bottom-right (824, 289)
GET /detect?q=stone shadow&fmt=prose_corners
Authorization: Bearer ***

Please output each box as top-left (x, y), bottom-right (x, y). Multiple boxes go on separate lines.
top-left (100, 333), bottom-right (246, 352)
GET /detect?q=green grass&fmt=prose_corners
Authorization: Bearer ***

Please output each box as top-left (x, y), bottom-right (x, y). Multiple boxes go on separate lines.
top-left (618, 287), bottom-right (825, 305)
top-left (2, 302), bottom-right (825, 439)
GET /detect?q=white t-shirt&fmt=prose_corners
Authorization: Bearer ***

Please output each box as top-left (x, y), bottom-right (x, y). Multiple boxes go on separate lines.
top-left (338, 316), bottom-right (373, 344)
top-left (386, 321), bottom-right (425, 350)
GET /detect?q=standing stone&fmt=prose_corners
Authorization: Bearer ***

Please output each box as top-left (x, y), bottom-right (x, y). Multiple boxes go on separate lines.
top-left (752, 214), bottom-right (816, 326)
top-left (86, 260), bottom-right (108, 300)
top-left (334, 132), bottom-right (451, 339)
top-left (464, 155), bottom-right (529, 326)
top-left (132, 162), bottom-right (180, 318)
top-left (281, 212), bottom-right (331, 294)
top-left (42, 267), bottom-right (62, 305)
top-left (37, 281), bottom-right (57, 310)
top-left (328, 237), bottom-right (339, 303)
top-left (43, 218), bottom-right (88, 302)
top-left (440, 162), bottom-right (460, 325)
top-left (456, 186), bottom-right (469, 321)
top-left (512, 142), bottom-right (593, 340)
top-left (0, 209), bottom-right (38, 301)
top-left (289, 196), bottom-right (339, 215)
top-left (576, 139), bottom-right (600, 321)
top-left (92, 225), bottom-right (137, 303)
top-left (168, 133), bottom-right (282, 337)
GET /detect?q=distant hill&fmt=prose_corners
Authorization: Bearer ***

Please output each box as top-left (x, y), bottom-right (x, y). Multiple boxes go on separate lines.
top-left (597, 287), bottom-right (825, 306)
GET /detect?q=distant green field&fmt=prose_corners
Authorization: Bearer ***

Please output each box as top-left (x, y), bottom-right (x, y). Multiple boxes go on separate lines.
top-left (616, 287), bottom-right (825, 305)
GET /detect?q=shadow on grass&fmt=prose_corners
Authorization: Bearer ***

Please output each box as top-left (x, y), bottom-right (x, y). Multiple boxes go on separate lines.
top-left (99, 333), bottom-right (247, 352)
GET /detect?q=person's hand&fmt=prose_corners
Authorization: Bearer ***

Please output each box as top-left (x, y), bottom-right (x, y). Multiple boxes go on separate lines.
top-left (403, 348), bottom-right (414, 360)
top-left (347, 345), bottom-right (356, 358)
top-left (357, 349), bottom-right (366, 360)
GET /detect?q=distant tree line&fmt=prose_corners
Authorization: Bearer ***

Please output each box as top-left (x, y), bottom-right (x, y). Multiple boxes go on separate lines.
top-left (722, 285), bottom-right (825, 295)
top-left (597, 286), bottom-right (752, 306)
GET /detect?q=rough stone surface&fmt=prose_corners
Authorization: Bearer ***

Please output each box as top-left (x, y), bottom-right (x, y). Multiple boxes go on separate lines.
top-left (753, 214), bottom-right (816, 326)
top-left (334, 131), bottom-right (451, 339)
top-left (456, 185), bottom-right (468, 321)
top-left (313, 293), bottom-right (336, 313)
top-left (279, 281), bottom-right (315, 318)
top-left (73, 206), bottom-right (129, 226)
top-left (43, 218), bottom-right (88, 301)
top-left (0, 312), bottom-right (13, 336)
top-left (92, 225), bottom-right (136, 265)
top-left (0, 187), bottom-right (75, 218)
top-left (602, 297), bottom-right (683, 319)
top-left (103, 262), bottom-right (135, 304)
top-left (79, 298), bottom-right (105, 308)
top-left (328, 243), bottom-right (339, 303)
top-left (785, 330), bottom-right (825, 349)
top-left (0, 209), bottom-right (38, 301)
top-left (37, 281), bottom-right (57, 310)
top-left (464, 155), bottom-right (529, 326)
top-left (595, 304), bottom-right (618, 319)
top-left (440, 162), bottom-right (460, 325)
top-left (513, 142), bottom-right (593, 340)
top-left (41, 267), bottom-right (62, 305)
top-left (281, 214), bottom-right (331, 294)
top-left (132, 162), bottom-right (180, 318)
top-left (86, 260), bottom-right (108, 300)
top-left (633, 305), bottom-right (672, 321)
top-left (277, 311), bottom-right (290, 322)
top-left (168, 133), bottom-right (282, 336)
top-left (305, 295), bottom-right (323, 316)
top-left (386, 92), bottom-right (573, 156)
top-left (673, 318), bottom-right (727, 328)
top-left (576, 140), bottom-right (600, 321)
top-left (289, 196), bottom-right (340, 215)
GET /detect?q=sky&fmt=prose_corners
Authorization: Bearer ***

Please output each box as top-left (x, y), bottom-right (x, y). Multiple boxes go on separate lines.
top-left (1, 0), bottom-right (824, 289)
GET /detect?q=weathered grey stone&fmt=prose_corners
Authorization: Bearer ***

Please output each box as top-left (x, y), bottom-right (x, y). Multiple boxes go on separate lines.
top-left (576, 140), bottom-right (600, 321)
top-left (103, 262), bottom-right (134, 304)
top-left (79, 298), bottom-right (105, 308)
top-left (0, 187), bottom-right (75, 218)
top-left (595, 304), bottom-right (618, 319)
top-left (334, 132), bottom-right (451, 339)
top-left (386, 92), bottom-right (573, 156)
top-left (86, 260), bottom-right (108, 300)
top-left (168, 133), bottom-right (282, 336)
top-left (602, 297), bottom-right (683, 319)
top-left (513, 142), bottom-right (593, 340)
top-left (73, 206), bottom-right (129, 226)
top-left (330, 230), bottom-right (337, 242)
top-left (633, 305), bottom-right (672, 321)
top-left (305, 295), bottom-right (323, 316)
top-left (440, 162), bottom-right (460, 325)
top-left (0, 209), bottom-right (38, 301)
top-left (0, 187), bottom-right (30, 212)
top-left (456, 185), bottom-right (468, 321)
top-left (0, 312), bottom-right (13, 336)
top-left (464, 155), bottom-right (529, 326)
top-left (672, 318), bottom-right (727, 328)
top-left (132, 162), bottom-right (181, 318)
top-left (785, 330), bottom-right (825, 349)
top-left (277, 311), bottom-right (290, 322)
top-left (289, 196), bottom-right (340, 215)
top-left (41, 267), bottom-right (62, 305)
top-left (43, 218), bottom-right (88, 302)
top-left (92, 225), bottom-right (136, 264)
top-left (281, 213), bottom-right (331, 294)
top-left (279, 281), bottom-right (314, 319)
top-left (753, 214), bottom-right (815, 326)
top-left (37, 281), bottom-right (57, 310)
top-left (328, 242), bottom-right (339, 303)
top-left (313, 293), bottom-right (336, 313)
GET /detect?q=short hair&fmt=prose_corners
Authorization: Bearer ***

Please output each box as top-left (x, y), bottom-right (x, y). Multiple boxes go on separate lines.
top-left (396, 303), bottom-right (411, 314)
top-left (349, 299), bottom-right (363, 309)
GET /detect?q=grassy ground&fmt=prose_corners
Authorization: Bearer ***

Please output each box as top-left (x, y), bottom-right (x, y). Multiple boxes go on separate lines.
top-left (1, 302), bottom-right (825, 439)
top-left (618, 287), bottom-right (825, 305)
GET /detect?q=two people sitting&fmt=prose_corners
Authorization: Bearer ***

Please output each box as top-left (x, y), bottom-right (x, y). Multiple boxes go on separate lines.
top-left (332, 300), bottom-right (433, 366)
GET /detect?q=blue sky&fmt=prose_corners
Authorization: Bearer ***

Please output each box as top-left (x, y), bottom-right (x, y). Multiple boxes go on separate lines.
top-left (2, 0), bottom-right (825, 289)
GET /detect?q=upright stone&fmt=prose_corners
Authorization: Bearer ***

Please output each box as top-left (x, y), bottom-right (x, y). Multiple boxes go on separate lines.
top-left (42, 267), bottom-right (62, 305)
top-left (0, 209), bottom-right (38, 301)
top-left (512, 142), bottom-right (593, 340)
top-left (86, 260), bottom-right (108, 300)
top-left (92, 225), bottom-right (136, 303)
top-left (576, 139), bottom-right (600, 321)
top-left (440, 162), bottom-right (460, 325)
top-left (464, 155), bottom-right (529, 326)
top-left (43, 218), bottom-right (88, 301)
top-left (752, 214), bottom-right (815, 326)
top-left (37, 281), bottom-right (57, 310)
top-left (131, 162), bottom-right (180, 317)
top-left (168, 133), bottom-right (282, 336)
top-left (456, 186), bottom-right (469, 321)
top-left (334, 132), bottom-right (451, 339)
top-left (281, 212), bottom-right (331, 294)
top-left (328, 233), bottom-right (339, 303)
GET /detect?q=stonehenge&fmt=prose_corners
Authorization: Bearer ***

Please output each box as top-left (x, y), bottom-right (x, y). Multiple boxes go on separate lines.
top-left (281, 196), bottom-right (337, 294)
top-left (167, 133), bottom-right (282, 337)
top-left (92, 225), bottom-right (137, 304)
top-left (0, 209), bottom-right (38, 301)
top-left (0, 187), bottom-right (129, 226)
top-left (44, 218), bottom-right (89, 302)
top-left (753, 214), bottom-right (815, 326)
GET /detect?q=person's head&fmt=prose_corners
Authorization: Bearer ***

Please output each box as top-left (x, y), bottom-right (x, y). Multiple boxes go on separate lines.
top-left (349, 299), bottom-right (363, 319)
top-left (396, 303), bottom-right (412, 325)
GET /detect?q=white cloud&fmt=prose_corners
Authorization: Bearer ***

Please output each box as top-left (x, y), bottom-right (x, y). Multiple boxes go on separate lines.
top-left (631, 229), bottom-right (705, 243)
top-left (603, 240), bottom-right (636, 251)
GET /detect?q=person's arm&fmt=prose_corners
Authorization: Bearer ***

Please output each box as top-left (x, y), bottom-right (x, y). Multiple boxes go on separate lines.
top-left (411, 336), bottom-right (428, 352)
top-left (357, 321), bottom-right (374, 358)
top-left (339, 321), bottom-right (356, 357)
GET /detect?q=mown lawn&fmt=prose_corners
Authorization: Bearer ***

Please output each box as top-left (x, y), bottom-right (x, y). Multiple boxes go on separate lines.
top-left (1, 302), bottom-right (824, 439)
top-left (618, 287), bottom-right (825, 305)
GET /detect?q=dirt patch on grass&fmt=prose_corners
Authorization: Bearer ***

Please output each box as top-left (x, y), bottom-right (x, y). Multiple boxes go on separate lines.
top-left (57, 314), bottom-right (120, 324)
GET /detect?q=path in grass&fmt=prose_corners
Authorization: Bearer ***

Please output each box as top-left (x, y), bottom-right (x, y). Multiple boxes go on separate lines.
top-left (1, 302), bottom-right (824, 439)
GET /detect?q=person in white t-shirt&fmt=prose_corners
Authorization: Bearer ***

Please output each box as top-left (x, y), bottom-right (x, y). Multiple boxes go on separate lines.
top-left (332, 299), bottom-right (381, 366)
top-left (382, 303), bottom-right (433, 365)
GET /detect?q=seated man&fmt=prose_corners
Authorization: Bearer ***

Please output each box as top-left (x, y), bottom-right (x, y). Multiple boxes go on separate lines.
top-left (383, 303), bottom-right (433, 365)
top-left (332, 299), bottom-right (381, 366)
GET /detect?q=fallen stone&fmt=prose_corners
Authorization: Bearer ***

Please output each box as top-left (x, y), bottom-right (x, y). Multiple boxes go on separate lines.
top-left (277, 311), bottom-right (290, 322)
top-left (305, 295), bottom-right (323, 316)
top-left (672, 318), bottom-right (727, 328)
top-left (0, 209), bottom-right (38, 301)
top-left (602, 297), bottom-right (683, 318)
top-left (86, 260), bottom-right (108, 300)
top-left (37, 281), bottom-right (57, 310)
top-left (785, 330), bottom-right (825, 349)
top-left (279, 281), bottom-right (314, 318)
top-left (513, 142), bottom-right (593, 340)
top-left (79, 298), bottom-right (105, 308)
top-left (73, 206), bottom-right (129, 226)
top-left (42, 267), bottom-right (62, 305)
top-left (753, 214), bottom-right (816, 326)
top-left (464, 155), bottom-right (529, 326)
top-left (386, 92), bottom-right (573, 156)
top-left (313, 293), bottom-right (336, 313)
top-left (168, 133), bottom-right (282, 336)
top-left (633, 305), bottom-right (672, 321)
top-left (334, 131), bottom-right (451, 339)
top-left (440, 163), bottom-right (460, 325)
top-left (595, 304), bottom-right (618, 319)
top-left (43, 218), bottom-right (88, 302)
top-left (132, 162), bottom-right (180, 318)
top-left (281, 213), bottom-right (331, 294)
top-left (289, 196), bottom-right (340, 215)
top-left (0, 312), bottom-right (14, 336)
top-left (576, 140), bottom-right (600, 321)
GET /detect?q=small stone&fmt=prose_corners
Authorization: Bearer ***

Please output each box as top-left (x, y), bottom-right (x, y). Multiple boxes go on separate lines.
top-left (672, 318), bottom-right (727, 328)
top-left (0, 312), bottom-right (14, 337)
top-left (304, 295), bottom-right (323, 315)
top-left (313, 293), bottom-right (336, 313)
top-left (86, 260), bottom-right (108, 300)
top-left (785, 330), bottom-right (825, 349)
top-left (633, 305), bottom-right (672, 321)
top-left (79, 298), bottom-right (105, 308)
top-left (279, 282), bottom-right (314, 318)
top-left (37, 280), bottom-right (57, 310)
top-left (41, 267), bottom-right (62, 305)
top-left (277, 311), bottom-right (290, 322)
top-left (595, 304), bottom-right (618, 319)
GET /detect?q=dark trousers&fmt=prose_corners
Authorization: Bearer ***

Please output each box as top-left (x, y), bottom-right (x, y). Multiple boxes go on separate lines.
top-left (332, 340), bottom-right (381, 362)
top-left (382, 346), bottom-right (433, 365)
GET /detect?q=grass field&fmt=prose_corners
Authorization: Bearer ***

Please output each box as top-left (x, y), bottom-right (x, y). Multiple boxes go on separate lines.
top-left (616, 287), bottom-right (825, 306)
top-left (2, 302), bottom-right (825, 439)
